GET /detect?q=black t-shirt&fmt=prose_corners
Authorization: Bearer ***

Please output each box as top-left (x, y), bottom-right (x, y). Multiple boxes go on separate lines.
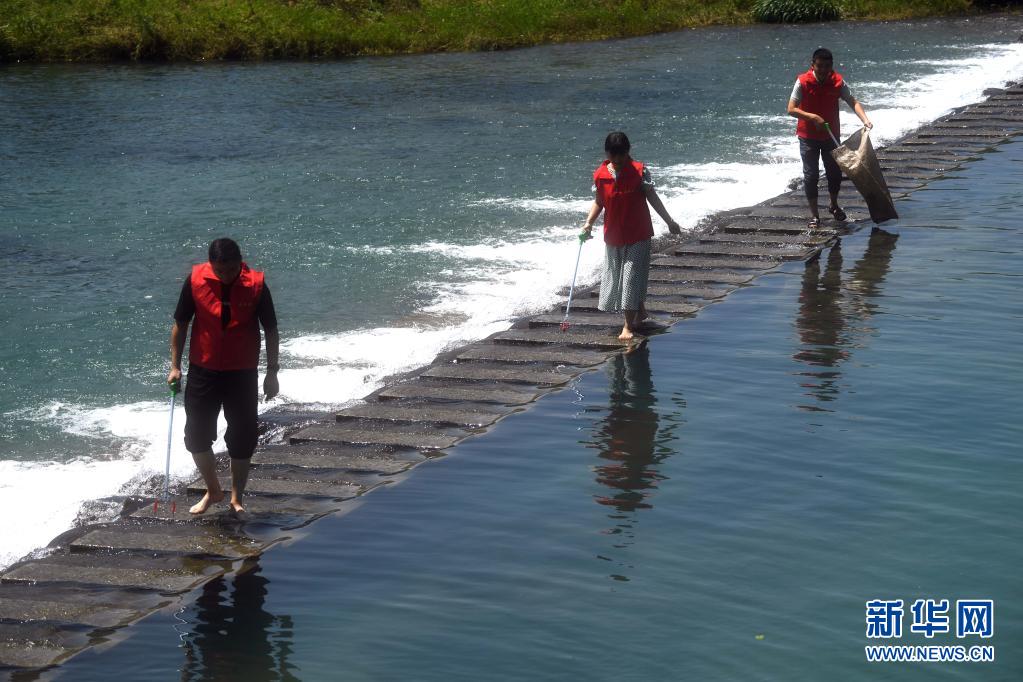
top-left (174, 276), bottom-right (278, 330)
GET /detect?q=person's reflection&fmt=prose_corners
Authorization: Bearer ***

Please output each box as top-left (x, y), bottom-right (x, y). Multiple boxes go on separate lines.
top-left (794, 228), bottom-right (899, 409)
top-left (591, 347), bottom-right (669, 579)
top-left (181, 560), bottom-right (297, 682)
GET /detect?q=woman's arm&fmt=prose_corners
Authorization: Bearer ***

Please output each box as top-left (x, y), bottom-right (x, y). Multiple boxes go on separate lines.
top-left (643, 186), bottom-right (681, 235)
top-left (582, 199), bottom-right (603, 237)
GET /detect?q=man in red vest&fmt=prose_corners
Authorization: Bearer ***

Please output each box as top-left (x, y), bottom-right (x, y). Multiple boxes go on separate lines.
top-left (167, 238), bottom-right (280, 514)
top-left (787, 47), bottom-right (873, 229)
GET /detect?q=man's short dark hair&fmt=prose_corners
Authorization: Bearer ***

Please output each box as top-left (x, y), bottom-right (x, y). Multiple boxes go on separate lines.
top-left (812, 48), bottom-right (833, 62)
top-left (604, 131), bottom-right (631, 156)
top-left (209, 238), bottom-right (242, 263)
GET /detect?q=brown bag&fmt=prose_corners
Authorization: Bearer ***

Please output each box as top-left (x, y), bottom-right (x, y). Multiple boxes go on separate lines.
top-left (830, 128), bottom-right (898, 224)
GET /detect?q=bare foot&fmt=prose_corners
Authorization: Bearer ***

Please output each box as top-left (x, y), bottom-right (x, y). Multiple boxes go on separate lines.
top-left (229, 497), bottom-right (245, 514)
top-left (618, 325), bottom-right (634, 341)
top-left (189, 490), bottom-right (225, 515)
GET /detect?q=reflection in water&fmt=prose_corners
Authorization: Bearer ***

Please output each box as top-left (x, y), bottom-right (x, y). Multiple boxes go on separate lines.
top-left (181, 561), bottom-right (298, 682)
top-left (794, 228), bottom-right (899, 410)
top-left (590, 347), bottom-right (675, 581)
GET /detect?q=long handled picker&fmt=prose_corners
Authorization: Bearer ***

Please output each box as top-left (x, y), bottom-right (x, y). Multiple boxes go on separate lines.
top-left (156, 379), bottom-right (181, 513)
top-left (560, 230), bottom-right (593, 332)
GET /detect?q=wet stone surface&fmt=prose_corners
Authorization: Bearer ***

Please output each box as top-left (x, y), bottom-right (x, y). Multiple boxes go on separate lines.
top-left (650, 255), bottom-right (780, 270)
top-left (699, 232), bottom-right (833, 246)
top-left (375, 381), bottom-right (541, 405)
top-left (337, 403), bottom-right (507, 428)
top-left (456, 343), bottom-right (609, 366)
top-left (130, 494), bottom-right (343, 526)
top-left (70, 526), bottom-right (266, 559)
top-left (642, 284), bottom-right (731, 299)
top-left (493, 328), bottom-right (637, 350)
top-left (253, 442), bottom-right (425, 473)
top-left (421, 362), bottom-right (575, 386)
top-left (290, 423), bottom-right (462, 450)
top-left (2, 553), bottom-right (228, 594)
top-left (567, 298), bottom-right (702, 316)
top-left (673, 243), bottom-right (813, 261)
top-left (647, 268), bottom-right (754, 284)
top-left (187, 473), bottom-right (365, 499)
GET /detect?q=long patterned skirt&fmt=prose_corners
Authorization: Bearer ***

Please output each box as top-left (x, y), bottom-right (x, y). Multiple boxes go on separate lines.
top-left (597, 239), bottom-right (651, 312)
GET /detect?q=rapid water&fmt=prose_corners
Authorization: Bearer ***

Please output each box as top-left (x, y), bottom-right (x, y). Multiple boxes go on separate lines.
top-left (1, 16), bottom-right (1022, 569)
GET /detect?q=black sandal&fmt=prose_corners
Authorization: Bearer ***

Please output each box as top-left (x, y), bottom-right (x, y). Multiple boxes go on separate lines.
top-left (828, 206), bottom-right (847, 222)
top-left (807, 217), bottom-right (821, 230)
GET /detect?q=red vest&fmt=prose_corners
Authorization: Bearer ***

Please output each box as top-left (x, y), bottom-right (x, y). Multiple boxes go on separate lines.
top-left (188, 262), bottom-right (264, 371)
top-left (796, 69), bottom-right (844, 141)
top-left (593, 160), bottom-right (654, 247)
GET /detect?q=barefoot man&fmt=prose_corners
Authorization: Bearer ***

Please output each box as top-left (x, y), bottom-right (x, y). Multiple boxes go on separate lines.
top-left (167, 238), bottom-right (280, 514)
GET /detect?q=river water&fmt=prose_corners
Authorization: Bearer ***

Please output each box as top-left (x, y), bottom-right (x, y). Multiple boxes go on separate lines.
top-left (1, 14), bottom-right (1021, 608)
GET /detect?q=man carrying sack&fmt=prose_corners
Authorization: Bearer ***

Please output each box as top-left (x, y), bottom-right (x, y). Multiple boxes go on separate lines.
top-left (787, 47), bottom-right (873, 230)
top-left (167, 238), bottom-right (280, 514)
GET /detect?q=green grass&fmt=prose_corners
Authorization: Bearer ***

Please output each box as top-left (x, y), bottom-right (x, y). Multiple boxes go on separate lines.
top-left (0, 0), bottom-right (993, 62)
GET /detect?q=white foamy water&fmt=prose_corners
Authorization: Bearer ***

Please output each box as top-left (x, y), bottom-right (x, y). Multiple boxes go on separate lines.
top-left (3, 39), bottom-right (1022, 570)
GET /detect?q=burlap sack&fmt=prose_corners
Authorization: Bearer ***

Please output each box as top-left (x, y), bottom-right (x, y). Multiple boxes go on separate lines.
top-left (830, 128), bottom-right (898, 224)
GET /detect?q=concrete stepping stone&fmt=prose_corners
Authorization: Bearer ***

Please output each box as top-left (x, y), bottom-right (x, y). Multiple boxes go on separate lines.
top-left (565, 298), bottom-right (701, 316)
top-left (734, 205), bottom-right (806, 219)
top-left (0, 631), bottom-right (82, 669)
top-left (642, 284), bottom-right (730, 298)
top-left (650, 255), bottom-right (780, 270)
top-left (1, 554), bottom-right (226, 594)
top-left (290, 423), bottom-right (461, 450)
top-left (699, 232), bottom-right (832, 247)
top-left (70, 526), bottom-right (266, 559)
top-left (673, 243), bottom-right (812, 261)
top-left (187, 473), bottom-right (364, 498)
top-left (421, 363), bottom-right (574, 386)
top-left (718, 221), bottom-right (838, 238)
top-left (376, 382), bottom-right (540, 405)
top-left (131, 494), bottom-right (343, 525)
top-left (337, 403), bottom-right (506, 428)
top-left (917, 129), bottom-right (1008, 138)
top-left (880, 161), bottom-right (957, 173)
top-left (253, 443), bottom-right (425, 473)
top-left (456, 344), bottom-right (608, 366)
top-left (0, 583), bottom-right (147, 629)
top-left (532, 312), bottom-right (661, 329)
top-left (647, 267), bottom-right (754, 284)
top-left (0, 597), bottom-right (136, 628)
top-left (493, 328), bottom-right (634, 350)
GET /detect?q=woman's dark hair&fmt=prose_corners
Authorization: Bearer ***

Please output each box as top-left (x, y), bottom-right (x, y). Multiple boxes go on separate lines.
top-left (209, 237), bottom-right (242, 263)
top-left (604, 131), bottom-right (631, 156)
top-left (812, 47), bottom-right (833, 62)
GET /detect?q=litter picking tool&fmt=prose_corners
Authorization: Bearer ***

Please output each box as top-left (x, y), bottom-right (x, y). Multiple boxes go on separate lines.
top-left (560, 230), bottom-right (592, 332)
top-left (156, 379), bottom-right (181, 513)
top-left (823, 122), bottom-right (841, 147)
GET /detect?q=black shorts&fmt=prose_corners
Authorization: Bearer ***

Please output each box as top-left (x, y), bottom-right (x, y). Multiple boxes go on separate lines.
top-left (183, 365), bottom-right (259, 459)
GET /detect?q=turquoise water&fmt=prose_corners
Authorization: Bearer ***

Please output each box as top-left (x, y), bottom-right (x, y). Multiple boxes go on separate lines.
top-left (3, 15), bottom-right (1023, 569)
top-left (55, 131), bottom-right (1023, 679)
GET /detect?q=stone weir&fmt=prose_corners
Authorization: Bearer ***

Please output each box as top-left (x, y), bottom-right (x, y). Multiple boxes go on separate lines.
top-left (2, 84), bottom-right (1021, 673)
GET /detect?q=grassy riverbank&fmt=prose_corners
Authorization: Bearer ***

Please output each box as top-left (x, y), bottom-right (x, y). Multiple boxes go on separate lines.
top-left (0, 0), bottom-right (999, 62)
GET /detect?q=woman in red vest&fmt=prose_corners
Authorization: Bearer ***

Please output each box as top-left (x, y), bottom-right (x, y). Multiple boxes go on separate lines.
top-left (583, 132), bottom-right (681, 341)
top-left (787, 47), bottom-right (872, 230)
top-left (167, 238), bottom-right (280, 514)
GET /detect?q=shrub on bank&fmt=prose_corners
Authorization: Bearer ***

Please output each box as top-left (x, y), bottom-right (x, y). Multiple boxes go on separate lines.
top-left (752, 0), bottom-right (843, 22)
